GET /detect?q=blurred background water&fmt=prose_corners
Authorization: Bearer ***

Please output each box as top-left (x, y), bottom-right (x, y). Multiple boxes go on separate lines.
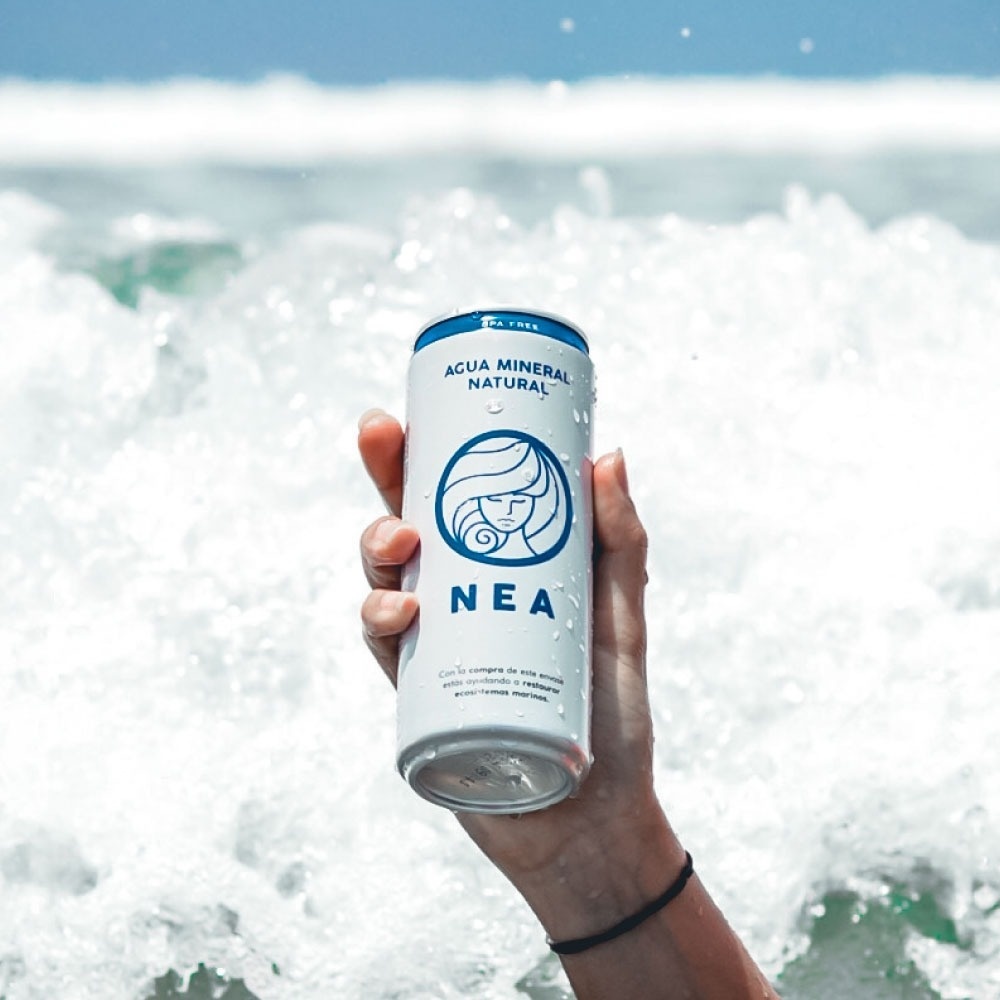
top-left (2, 3), bottom-right (1000, 996)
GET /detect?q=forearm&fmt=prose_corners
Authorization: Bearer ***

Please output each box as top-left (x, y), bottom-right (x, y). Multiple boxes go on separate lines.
top-left (511, 807), bottom-right (779, 1000)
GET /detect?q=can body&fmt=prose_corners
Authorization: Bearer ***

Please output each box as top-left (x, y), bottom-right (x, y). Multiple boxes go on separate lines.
top-left (397, 309), bottom-right (594, 813)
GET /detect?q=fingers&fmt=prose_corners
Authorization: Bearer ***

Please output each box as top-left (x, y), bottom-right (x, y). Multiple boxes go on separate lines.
top-left (360, 515), bottom-right (419, 686)
top-left (358, 409), bottom-right (416, 686)
top-left (360, 515), bottom-right (420, 590)
top-left (358, 409), bottom-right (406, 516)
top-left (592, 449), bottom-right (649, 673)
top-left (361, 589), bottom-right (419, 687)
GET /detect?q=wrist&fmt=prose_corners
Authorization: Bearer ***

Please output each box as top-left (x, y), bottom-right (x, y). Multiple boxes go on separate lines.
top-left (513, 797), bottom-right (686, 943)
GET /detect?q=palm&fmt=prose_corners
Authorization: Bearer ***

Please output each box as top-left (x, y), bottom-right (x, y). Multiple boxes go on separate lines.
top-left (458, 638), bottom-right (654, 882)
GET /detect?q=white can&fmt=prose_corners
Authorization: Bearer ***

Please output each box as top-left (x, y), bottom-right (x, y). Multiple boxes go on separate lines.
top-left (397, 309), bottom-right (594, 814)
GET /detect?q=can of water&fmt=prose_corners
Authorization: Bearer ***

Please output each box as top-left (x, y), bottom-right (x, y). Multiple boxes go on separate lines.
top-left (397, 308), bottom-right (594, 813)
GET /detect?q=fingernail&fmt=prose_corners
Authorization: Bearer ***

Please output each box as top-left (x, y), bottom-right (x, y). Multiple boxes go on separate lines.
top-left (614, 448), bottom-right (630, 496)
top-left (358, 407), bottom-right (388, 430)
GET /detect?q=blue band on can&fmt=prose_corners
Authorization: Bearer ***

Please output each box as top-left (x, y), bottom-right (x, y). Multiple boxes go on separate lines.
top-left (414, 310), bottom-right (589, 355)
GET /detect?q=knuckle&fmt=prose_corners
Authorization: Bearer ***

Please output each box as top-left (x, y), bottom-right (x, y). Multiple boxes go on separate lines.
top-left (627, 518), bottom-right (649, 554)
top-left (360, 598), bottom-right (377, 637)
top-left (360, 590), bottom-right (389, 631)
top-left (621, 621), bottom-right (648, 664)
top-left (360, 515), bottom-right (389, 552)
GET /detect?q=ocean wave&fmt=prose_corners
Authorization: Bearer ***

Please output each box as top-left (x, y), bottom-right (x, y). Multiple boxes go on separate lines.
top-left (2, 74), bottom-right (1000, 165)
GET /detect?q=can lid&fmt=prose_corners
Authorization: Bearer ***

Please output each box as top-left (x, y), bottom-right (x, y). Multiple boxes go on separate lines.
top-left (414, 308), bottom-right (589, 355)
top-left (399, 730), bottom-right (589, 815)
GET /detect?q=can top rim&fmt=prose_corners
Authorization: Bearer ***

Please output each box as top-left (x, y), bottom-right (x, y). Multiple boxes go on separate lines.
top-left (414, 308), bottom-right (589, 355)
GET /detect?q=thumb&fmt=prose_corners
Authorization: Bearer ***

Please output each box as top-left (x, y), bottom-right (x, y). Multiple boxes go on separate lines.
top-left (592, 449), bottom-right (649, 674)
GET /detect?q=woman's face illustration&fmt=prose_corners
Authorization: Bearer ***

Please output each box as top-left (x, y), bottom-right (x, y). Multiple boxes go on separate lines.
top-left (479, 492), bottom-right (534, 533)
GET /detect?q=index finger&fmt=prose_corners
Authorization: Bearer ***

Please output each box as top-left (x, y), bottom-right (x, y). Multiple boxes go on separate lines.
top-left (358, 409), bottom-right (406, 516)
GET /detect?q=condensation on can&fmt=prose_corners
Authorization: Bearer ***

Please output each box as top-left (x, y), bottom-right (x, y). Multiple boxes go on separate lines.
top-left (396, 309), bottom-right (595, 814)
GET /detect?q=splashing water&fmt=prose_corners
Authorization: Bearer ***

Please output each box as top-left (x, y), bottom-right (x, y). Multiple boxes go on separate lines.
top-left (1, 79), bottom-right (1000, 1000)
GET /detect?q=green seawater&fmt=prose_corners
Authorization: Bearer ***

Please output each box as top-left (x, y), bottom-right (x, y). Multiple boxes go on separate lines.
top-left (87, 240), bottom-right (244, 308)
top-left (512, 876), bottom-right (967, 1000)
top-left (146, 964), bottom-right (262, 1000)
top-left (776, 887), bottom-right (962, 1000)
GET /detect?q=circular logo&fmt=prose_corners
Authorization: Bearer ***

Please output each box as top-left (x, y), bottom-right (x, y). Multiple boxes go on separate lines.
top-left (435, 430), bottom-right (573, 567)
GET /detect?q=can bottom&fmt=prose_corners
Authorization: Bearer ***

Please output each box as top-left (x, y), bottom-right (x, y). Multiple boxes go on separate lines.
top-left (399, 729), bottom-right (589, 815)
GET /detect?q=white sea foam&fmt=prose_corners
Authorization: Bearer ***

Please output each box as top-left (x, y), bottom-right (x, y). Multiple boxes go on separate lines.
top-left (1, 75), bottom-right (1000, 165)
top-left (1, 79), bottom-right (999, 999)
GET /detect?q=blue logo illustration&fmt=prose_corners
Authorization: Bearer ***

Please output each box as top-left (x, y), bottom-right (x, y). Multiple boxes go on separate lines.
top-left (435, 430), bottom-right (573, 567)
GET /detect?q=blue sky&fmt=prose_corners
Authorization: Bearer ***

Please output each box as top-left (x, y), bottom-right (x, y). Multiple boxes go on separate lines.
top-left (1, 0), bottom-right (998, 82)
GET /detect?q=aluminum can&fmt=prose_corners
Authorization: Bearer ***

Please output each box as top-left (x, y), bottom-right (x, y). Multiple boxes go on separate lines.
top-left (397, 308), bottom-right (594, 813)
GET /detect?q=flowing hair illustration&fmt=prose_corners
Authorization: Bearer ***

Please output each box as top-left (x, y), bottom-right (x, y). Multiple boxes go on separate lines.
top-left (436, 432), bottom-right (571, 565)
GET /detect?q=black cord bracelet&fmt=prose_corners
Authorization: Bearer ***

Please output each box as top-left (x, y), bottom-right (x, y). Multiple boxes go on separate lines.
top-left (548, 852), bottom-right (695, 956)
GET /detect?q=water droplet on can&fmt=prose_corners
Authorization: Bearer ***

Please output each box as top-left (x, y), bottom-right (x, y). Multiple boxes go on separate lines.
top-left (486, 399), bottom-right (504, 414)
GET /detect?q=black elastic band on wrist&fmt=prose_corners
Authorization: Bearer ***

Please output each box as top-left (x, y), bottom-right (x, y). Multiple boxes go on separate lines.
top-left (548, 852), bottom-right (695, 956)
